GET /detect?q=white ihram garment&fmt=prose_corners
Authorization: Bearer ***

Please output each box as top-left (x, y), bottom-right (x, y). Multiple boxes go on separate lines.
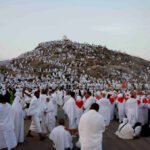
top-left (0, 103), bottom-right (17, 150)
top-left (125, 98), bottom-right (138, 126)
top-left (97, 98), bottom-right (111, 126)
top-left (75, 105), bottom-right (83, 125)
top-left (12, 96), bottom-right (24, 143)
top-left (79, 110), bottom-right (105, 150)
top-left (116, 100), bottom-right (125, 123)
top-left (49, 125), bottom-right (73, 150)
top-left (115, 119), bottom-right (134, 139)
top-left (28, 96), bottom-right (42, 133)
top-left (45, 100), bottom-right (56, 132)
top-left (83, 96), bottom-right (94, 112)
top-left (63, 97), bottom-right (77, 128)
top-left (137, 96), bottom-right (148, 125)
top-left (51, 93), bottom-right (58, 117)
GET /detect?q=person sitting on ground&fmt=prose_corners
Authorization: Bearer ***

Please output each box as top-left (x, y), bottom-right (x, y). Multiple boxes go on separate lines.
top-left (133, 122), bottom-right (142, 138)
top-left (141, 123), bottom-right (150, 137)
top-left (49, 118), bottom-right (73, 150)
top-left (115, 118), bottom-right (142, 140)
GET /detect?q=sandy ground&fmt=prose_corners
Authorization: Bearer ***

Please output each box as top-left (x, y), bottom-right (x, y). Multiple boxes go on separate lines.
top-left (16, 107), bottom-right (150, 150)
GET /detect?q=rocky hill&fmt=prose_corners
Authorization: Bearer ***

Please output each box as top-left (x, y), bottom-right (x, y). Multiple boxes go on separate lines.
top-left (0, 38), bottom-right (150, 84)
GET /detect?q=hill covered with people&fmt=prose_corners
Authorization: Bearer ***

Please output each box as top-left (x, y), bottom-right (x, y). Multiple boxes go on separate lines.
top-left (0, 38), bottom-right (150, 89)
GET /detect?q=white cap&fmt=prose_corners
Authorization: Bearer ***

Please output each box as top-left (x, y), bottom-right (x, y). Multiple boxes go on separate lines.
top-left (76, 96), bottom-right (81, 101)
top-left (96, 91), bottom-right (101, 96)
top-left (101, 91), bottom-right (107, 94)
top-left (118, 93), bottom-right (123, 98)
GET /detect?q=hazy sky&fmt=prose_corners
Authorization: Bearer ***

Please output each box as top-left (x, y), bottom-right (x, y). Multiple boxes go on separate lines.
top-left (0, 0), bottom-right (150, 60)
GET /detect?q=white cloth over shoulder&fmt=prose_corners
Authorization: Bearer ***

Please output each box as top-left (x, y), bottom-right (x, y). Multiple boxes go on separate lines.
top-left (28, 96), bottom-right (42, 133)
top-left (28, 96), bottom-right (42, 117)
top-left (12, 95), bottom-right (24, 143)
top-left (63, 97), bottom-right (77, 128)
top-left (51, 93), bottom-right (58, 117)
top-left (0, 103), bottom-right (17, 150)
top-left (79, 110), bottom-right (105, 150)
top-left (96, 98), bottom-right (111, 126)
top-left (83, 96), bottom-right (95, 112)
top-left (125, 98), bottom-right (138, 126)
top-left (137, 96), bottom-right (148, 125)
top-left (116, 96), bottom-right (125, 123)
top-left (57, 90), bottom-right (64, 106)
top-left (75, 96), bottom-right (84, 125)
top-left (44, 100), bottom-right (56, 132)
top-left (115, 118), bottom-right (134, 139)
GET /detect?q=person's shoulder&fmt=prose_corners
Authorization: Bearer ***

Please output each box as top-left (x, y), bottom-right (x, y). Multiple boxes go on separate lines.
top-left (50, 127), bottom-right (57, 136)
top-left (85, 110), bottom-right (104, 122)
top-left (80, 110), bottom-right (90, 118)
top-left (89, 96), bottom-right (94, 100)
top-left (96, 112), bottom-right (105, 120)
top-left (54, 125), bottom-right (64, 130)
top-left (6, 102), bottom-right (11, 107)
top-left (30, 96), bottom-right (37, 103)
top-left (68, 97), bottom-right (75, 103)
top-left (32, 96), bottom-right (37, 100)
top-left (85, 110), bottom-right (98, 116)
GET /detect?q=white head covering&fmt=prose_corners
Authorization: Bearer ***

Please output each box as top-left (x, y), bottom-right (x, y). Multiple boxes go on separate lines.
top-left (96, 91), bottom-right (101, 96)
top-left (101, 91), bottom-right (107, 94)
top-left (12, 96), bottom-right (22, 112)
top-left (76, 96), bottom-right (81, 101)
top-left (123, 118), bottom-right (128, 124)
top-left (118, 93), bottom-right (123, 98)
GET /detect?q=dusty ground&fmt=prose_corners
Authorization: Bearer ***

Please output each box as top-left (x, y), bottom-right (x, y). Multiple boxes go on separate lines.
top-left (17, 107), bottom-right (150, 150)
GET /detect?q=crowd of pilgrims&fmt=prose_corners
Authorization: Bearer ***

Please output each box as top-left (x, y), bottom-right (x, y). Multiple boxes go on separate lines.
top-left (0, 80), bottom-right (150, 150)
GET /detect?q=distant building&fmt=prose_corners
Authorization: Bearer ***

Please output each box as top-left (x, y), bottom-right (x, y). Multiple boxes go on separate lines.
top-left (62, 35), bottom-right (70, 42)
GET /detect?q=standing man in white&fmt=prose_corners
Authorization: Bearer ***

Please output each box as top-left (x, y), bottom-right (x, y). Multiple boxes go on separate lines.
top-left (63, 91), bottom-right (77, 129)
top-left (44, 96), bottom-right (56, 133)
top-left (125, 92), bottom-right (138, 126)
top-left (12, 91), bottom-right (24, 144)
top-left (27, 90), bottom-right (45, 140)
top-left (96, 91), bottom-right (111, 126)
top-left (0, 94), bottom-right (17, 150)
top-left (79, 103), bottom-right (105, 150)
top-left (75, 96), bottom-right (84, 126)
top-left (83, 91), bottom-right (95, 112)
